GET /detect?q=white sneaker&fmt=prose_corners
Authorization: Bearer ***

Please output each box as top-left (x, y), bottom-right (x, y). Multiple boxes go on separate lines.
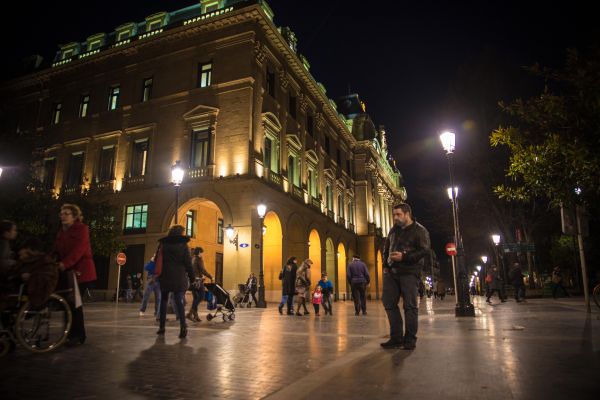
top-left (139, 311), bottom-right (145, 316)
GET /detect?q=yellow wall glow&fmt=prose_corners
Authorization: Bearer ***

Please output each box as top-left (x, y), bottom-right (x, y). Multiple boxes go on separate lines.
top-left (263, 211), bottom-right (283, 295)
top-left (308, 230), bottom-right (321, 287)
top-left (337, 243), bottom-right (347, 299)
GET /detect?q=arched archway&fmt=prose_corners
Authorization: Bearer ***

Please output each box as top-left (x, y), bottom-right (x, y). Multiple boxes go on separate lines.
top-left (376, 251), bottom-right (383, 299)
top-left (308, 229), bottom-right (322, 287)
top-left (287, 214), bottom-right (307, 262)
top-left (337, 243), bottom-right (347, 301)
top-left (264, 211), bottom-right (283, 302)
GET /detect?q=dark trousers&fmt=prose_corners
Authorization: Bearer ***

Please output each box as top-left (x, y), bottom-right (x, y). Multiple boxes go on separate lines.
top-left (160, 291), bottom-right (186, 329)
top-left (487, 288), bottom-right (505, 301)
top-left (191, 287), bottom-right (205, 312)
top-left (279, 294), bottom-right (295, 312)
top-left (322, 294), bottom-right (332, 314)
top-left (382, 272), bottom-right (419, 344)
top-left (313, 304), bottom-right (320, 314)
top-left (513, 284), bottom-right (526, 301)
top-left (351, 283), bottom-right (367, 313)
top-left (552, 283), bottom-right (570, 298)
top-left (70, 281), bottom-right (91, 340)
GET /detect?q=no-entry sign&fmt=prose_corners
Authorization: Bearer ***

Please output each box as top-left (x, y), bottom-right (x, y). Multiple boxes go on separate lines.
top-left (445, 243), bottom-right (457, 256)
top-left (116, 252), bottom-right (127, 266)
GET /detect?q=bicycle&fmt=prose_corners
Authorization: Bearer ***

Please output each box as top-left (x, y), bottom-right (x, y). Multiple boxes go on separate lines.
top-left (0, 285), bottom-right (72, 357)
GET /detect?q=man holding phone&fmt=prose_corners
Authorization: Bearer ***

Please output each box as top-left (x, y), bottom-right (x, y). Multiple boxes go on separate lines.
top-left (381, 203), bottom-right (431, 350)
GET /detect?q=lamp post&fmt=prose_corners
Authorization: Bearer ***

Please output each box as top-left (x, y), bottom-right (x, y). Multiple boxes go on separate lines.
top-left (480, 257), bottom-right (487, 295)
top-left (440, 131), bottom-right (474, 317)
top-left (491, 234), bottom-right (506, 281)
top-left (257, 203), bottom-right (267, 308)
top-left (171, 161), bottom-right (184, 224)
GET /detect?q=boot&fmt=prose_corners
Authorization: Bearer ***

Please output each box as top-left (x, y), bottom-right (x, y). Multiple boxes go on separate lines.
top-left (193, 310), bottom-right (201, 322)
top-left (186, 311), bottom-right (194, 321)
top-left (179, 326), bottom-right (188, 339)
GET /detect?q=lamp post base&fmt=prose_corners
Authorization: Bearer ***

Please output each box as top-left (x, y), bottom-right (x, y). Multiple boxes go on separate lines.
top-left (455, 303), bottom-right (475, 317)
top-left (257, 286), bottom-right (267, 308)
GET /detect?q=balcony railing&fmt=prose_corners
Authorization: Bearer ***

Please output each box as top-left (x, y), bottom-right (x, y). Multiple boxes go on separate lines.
top-left (124, 175), bottom-right (146, 187)
top-left (268, 171), bottom-right (282, 186)
top-left (188, 167), bottom-right (208, 179)
top-left (327, 210), bottom-right (335, 220)
top-left (292, 185), bottom-right (303, 199)
top-left (310, 196), bottom-right (321, 209)
top-left (338, 216), bottom-right (345, 226)
top-left (61, 185), bottom-right (83, 196)
top-left (91, 179), bottom-right (115, 192)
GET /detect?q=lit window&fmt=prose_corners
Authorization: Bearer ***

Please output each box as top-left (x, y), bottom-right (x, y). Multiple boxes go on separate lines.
top-left (131, 139), bottom-right (149, 177)
top-left (62, 49), bottom-right (73, 60)
top-left (79, 95), bottom-right (90, 118)
top-left (264, 136), bottom-right (279, 173)
top-left (191, 128), bottom-right (210, 168)
top-left (217, 218), bottom-right (224, 244)
top-left (338, 194), bottom-right (344, 218)
top-left (142, 78), bottom-right (153, 102)
top-left (108, 86), bottom-right (120, 110)
top-left (52, 103), bottom-right (62, 125)
top-left (326, 184), bottom-right (333, 211)
top-left (124, 204), bottom-right (148, 233)
top-left (288, 154), bottom-right (300, 187)
top-left (186, 210), bottom-right (195, 237)
top-left (88, 40), bottom-right (101, 51)
top-left (117, 30), bottom-right (130, 41)
top-left (198, 62), bottom-right (212, 88)
top-left (148, 20), bottom-right (161, 31)
top-left (307, 168), bottom-right (318, 198)
top-left (202, 0), bottom-right (220, 13)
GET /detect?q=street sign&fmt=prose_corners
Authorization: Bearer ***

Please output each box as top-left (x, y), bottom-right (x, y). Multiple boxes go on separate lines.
top-left (502, 243), bottom-right (535, 253)
top-left (445, 243), bottom-right (457, 256)
top-left (116, 252), bottom-right (127, 266)
top-left (240, 243), bottom-right (249, 248)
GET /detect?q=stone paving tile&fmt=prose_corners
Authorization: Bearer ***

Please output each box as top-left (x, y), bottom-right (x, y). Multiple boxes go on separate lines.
top-left (1, 297), bottom-right (599, 399)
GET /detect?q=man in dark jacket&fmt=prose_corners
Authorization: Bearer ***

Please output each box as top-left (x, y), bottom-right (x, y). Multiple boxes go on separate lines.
top-left (381, 203), bottom-right (430, 350)
top-left (279, 257), bottom-right (298, 315)
top-left (156, 225), bottom-right (195, 339)
top-left (347, 255), bottom-right (370, 316)
top-left (509, 262), bottom-right (526, 302)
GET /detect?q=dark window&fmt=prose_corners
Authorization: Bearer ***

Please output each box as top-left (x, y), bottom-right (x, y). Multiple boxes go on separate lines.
top-left (65, 152), bottom-right (84, 187)
top-left (108, 86), bottom-right (120, 110)
top-left (266, 69), bottom-right (275, 97)
top-left (198, 62), bottom-right (212, 88)
top-left (347, 159), bottom-right (353, 177)
top-left (217, 218), bottom-right (224, 244)
top-left (190, 129), bottom-right (210, 168)
top-left (307, 115), bottom-right (314, 136)
top-left (79, 95), bottom-right (90, 118)
top-left (288, 155), bottom-right (295, 185)
top-left (142, 78), bottom-right (153, 102)
top-left (264, 137), bottom-right (272, 170)
top-left (131, 140), bottom-right (149, 177)
top-left (186, 210), bottom-right (195, 237)
top-left (326, 184), bottom-right (333, 210)
top-left (42, 158), bottom-right (56, 190)
top-left (98, 146), bottom-right (115, 182)
top-left (336, 149), bottom-right (341, 165)
top-left (325, 136), bottom-right (330, 154)
top-left (52, 103), bottom-right (62, 125)
top-left (124, 204), bottom-right (148, 233)
top-left (289, 94), bottom-right (297, 119)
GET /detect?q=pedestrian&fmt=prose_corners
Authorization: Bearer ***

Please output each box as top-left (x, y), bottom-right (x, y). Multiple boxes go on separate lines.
top-left (418, 279), bottom-right (425, 299)
top-left (437, 279), bottom-right (446, 300)
top-left (53, 204), bottom-right (97, 346)
top-left (295, 259), bottom-right (313, 316)
top-left (509, 262), bottom-right (526, 302)
top-left (139, 256), bottom-right (161, 319)
top-left (245, 272), bottom-right (258, 307)
top-left (347, 254), bottom-right (370, 316)
top-left (432, 280), bottom-right (438, 299)
top-left (0, 220), bottom-right (17, 276)
top-left (125, 274), bottom-right (134, 303)
top-left (187, 247), bottom-right (213, 322)
top-left (156, 225), bottom-right (195, 339)
top-left (486, 266), bottom-right (507, 304)
top-left (278, 257), bottom-right (298, 315)
top-left (318, 273), bottom-right (334, 315)
top-left (381, 203), bottom-right (431, 350)
top-left (551, 266), bottom-right (570, 299)
top-left (312, 285), bottom-right (323, 316)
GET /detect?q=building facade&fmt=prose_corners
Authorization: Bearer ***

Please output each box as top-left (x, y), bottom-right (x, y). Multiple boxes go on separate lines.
top-left (0, 0), bottom-right (406, 301)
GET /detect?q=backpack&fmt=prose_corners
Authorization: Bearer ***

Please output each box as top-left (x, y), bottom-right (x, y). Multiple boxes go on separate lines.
top-left (485, 273), bottom-right (493, 284)
top-left (154, 245), bottom-right (164, 277)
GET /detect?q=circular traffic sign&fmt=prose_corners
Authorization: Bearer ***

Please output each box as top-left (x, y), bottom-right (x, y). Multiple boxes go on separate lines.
top-left (445, 243), bottom-right (457, 256)
top-left (116, 252), bottom-right (127, 266)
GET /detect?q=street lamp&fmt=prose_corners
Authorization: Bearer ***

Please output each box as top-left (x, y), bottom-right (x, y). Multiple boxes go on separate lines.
top-left (225, 224), bottom-right (238, 251)
top-left (446, 187), bottom-right (458, 200)
top-left (491, 233), bottom-right (506, 281)
top-left (171, 161), bottom-right (184, 224)
top-left (481, 256), bottom-right (488, 264)
top-left (440, 130), bottom-right (474, 317)
top-left (257, 203), bottom-right (267, 308)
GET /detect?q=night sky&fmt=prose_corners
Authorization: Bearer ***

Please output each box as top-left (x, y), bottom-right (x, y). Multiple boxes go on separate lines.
top-left (2, 0), bottom-right (598, 257)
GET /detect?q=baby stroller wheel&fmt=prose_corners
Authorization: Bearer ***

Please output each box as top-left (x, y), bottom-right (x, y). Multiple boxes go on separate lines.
top-left (222, 314), bottom-right (227, 322)
top-left (206, 314), bottom-right (214, 321)
top-left (228, 314), bottom-right (235, 321)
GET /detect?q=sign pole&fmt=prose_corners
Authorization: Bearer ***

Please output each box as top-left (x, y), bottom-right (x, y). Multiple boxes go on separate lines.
top-left (115, 252), bottom-right (127, 306)
top-left (116, 264), bottom-right (121, 305)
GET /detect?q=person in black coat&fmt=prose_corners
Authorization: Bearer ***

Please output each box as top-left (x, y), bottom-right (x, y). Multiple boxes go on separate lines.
top-left (156, 225), bottom-right (194, 339)
top-left (278, 257), bottom-right (298, 315)
top-left (245, 272), bottom-right (258, 307)
top-left (509, 262), bottom-right (526, 302)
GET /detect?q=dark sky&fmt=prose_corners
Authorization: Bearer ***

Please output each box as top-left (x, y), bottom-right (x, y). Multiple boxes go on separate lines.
top-left (2, 0), bottom-right (598, 257)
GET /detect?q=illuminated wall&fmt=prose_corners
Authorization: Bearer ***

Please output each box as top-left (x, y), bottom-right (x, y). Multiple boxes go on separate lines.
top-left (263, 211), bottom-right (283, 301)
top-left (337, 243), bottom-right (347, 300)
top-left (308, 229), bottom-right (322, 286)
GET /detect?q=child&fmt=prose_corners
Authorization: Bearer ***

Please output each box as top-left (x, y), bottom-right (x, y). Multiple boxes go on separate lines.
top-left (317, 273), bottom-right (334, 315)
top-left (312, 285), bottom-right (323, 316)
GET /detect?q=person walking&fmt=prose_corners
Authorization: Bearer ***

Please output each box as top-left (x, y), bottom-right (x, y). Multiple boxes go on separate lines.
top-left (294, 259), bottom-right (313, 316)
top-left (552, 266), bottom-right (570, 299)
top-left (139, 256), bottom-right (161, 320)
top-left (187, 247), bottom-right (213, 322)
top-left (318, 273), bottom-right (334, 315)
top-left (432, 279), bottom-right (438, 299)
top-left (278, 257), bottom-right (298, 315)
top-left (53, 204), bottom-right (97, 346)
top-left (486, 266), bottom-right (507, 304)
top-left (312, 285), bottom-right (323, 316)
top-left (381, 203), bottom-right (431, 350)
top-left (347, 254), bottom-right (370, 316)
top-left (437, 279), bottom-right (446, 300)
top-left (245, 272), bottom-right (258, 307)
top-left (156, 225), bottom-right (195, 339)
top-left (509, 262), bottom-right (526, 302)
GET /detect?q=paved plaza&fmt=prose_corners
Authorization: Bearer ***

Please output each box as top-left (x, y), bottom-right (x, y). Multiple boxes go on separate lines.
top-left (1, 296), bottom-right (599, 400)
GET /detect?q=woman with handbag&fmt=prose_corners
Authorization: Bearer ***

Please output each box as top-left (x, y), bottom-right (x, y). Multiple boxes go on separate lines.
top-left (54, 204), bottom-right (96, 345)
top-left (186, 247), bottom-right (213, 322)
top-left (294, 259), bottom-right (313, 316)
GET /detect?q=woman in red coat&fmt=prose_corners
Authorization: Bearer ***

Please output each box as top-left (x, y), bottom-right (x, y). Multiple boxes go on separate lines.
top-left (54, 203), bottom-right (96, 345)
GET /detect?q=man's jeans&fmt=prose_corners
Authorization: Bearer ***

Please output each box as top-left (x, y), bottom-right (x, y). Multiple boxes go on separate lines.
top-left (160, 291), bottom-right (186, 329)
top-left (140, 281), bottom-right (161, 316)
top-left (382, 271), bottom-right (419, 344)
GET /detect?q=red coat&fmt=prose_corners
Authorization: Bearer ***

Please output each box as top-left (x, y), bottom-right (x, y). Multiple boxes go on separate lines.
top-left (54, 221), bottom-right (97, 283)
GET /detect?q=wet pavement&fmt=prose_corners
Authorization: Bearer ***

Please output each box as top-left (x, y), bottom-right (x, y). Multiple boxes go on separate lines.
top-left (1, 296), bottom-right (598, 399)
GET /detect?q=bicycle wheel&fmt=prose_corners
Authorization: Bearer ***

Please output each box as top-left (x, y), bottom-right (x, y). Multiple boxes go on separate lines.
top-left (593, 284), bottom-right (600, 309)
top-left (16, 293), bottom-right (72, 353)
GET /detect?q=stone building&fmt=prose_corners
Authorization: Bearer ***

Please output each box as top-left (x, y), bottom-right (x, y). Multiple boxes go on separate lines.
top-left (0, 0), bottom-right (406, 301)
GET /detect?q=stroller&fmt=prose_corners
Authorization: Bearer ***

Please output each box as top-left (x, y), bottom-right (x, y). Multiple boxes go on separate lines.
top-left (232, 283), bottom-right (251, 308)
top-left (205, 283), bottom-right (235, 321)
